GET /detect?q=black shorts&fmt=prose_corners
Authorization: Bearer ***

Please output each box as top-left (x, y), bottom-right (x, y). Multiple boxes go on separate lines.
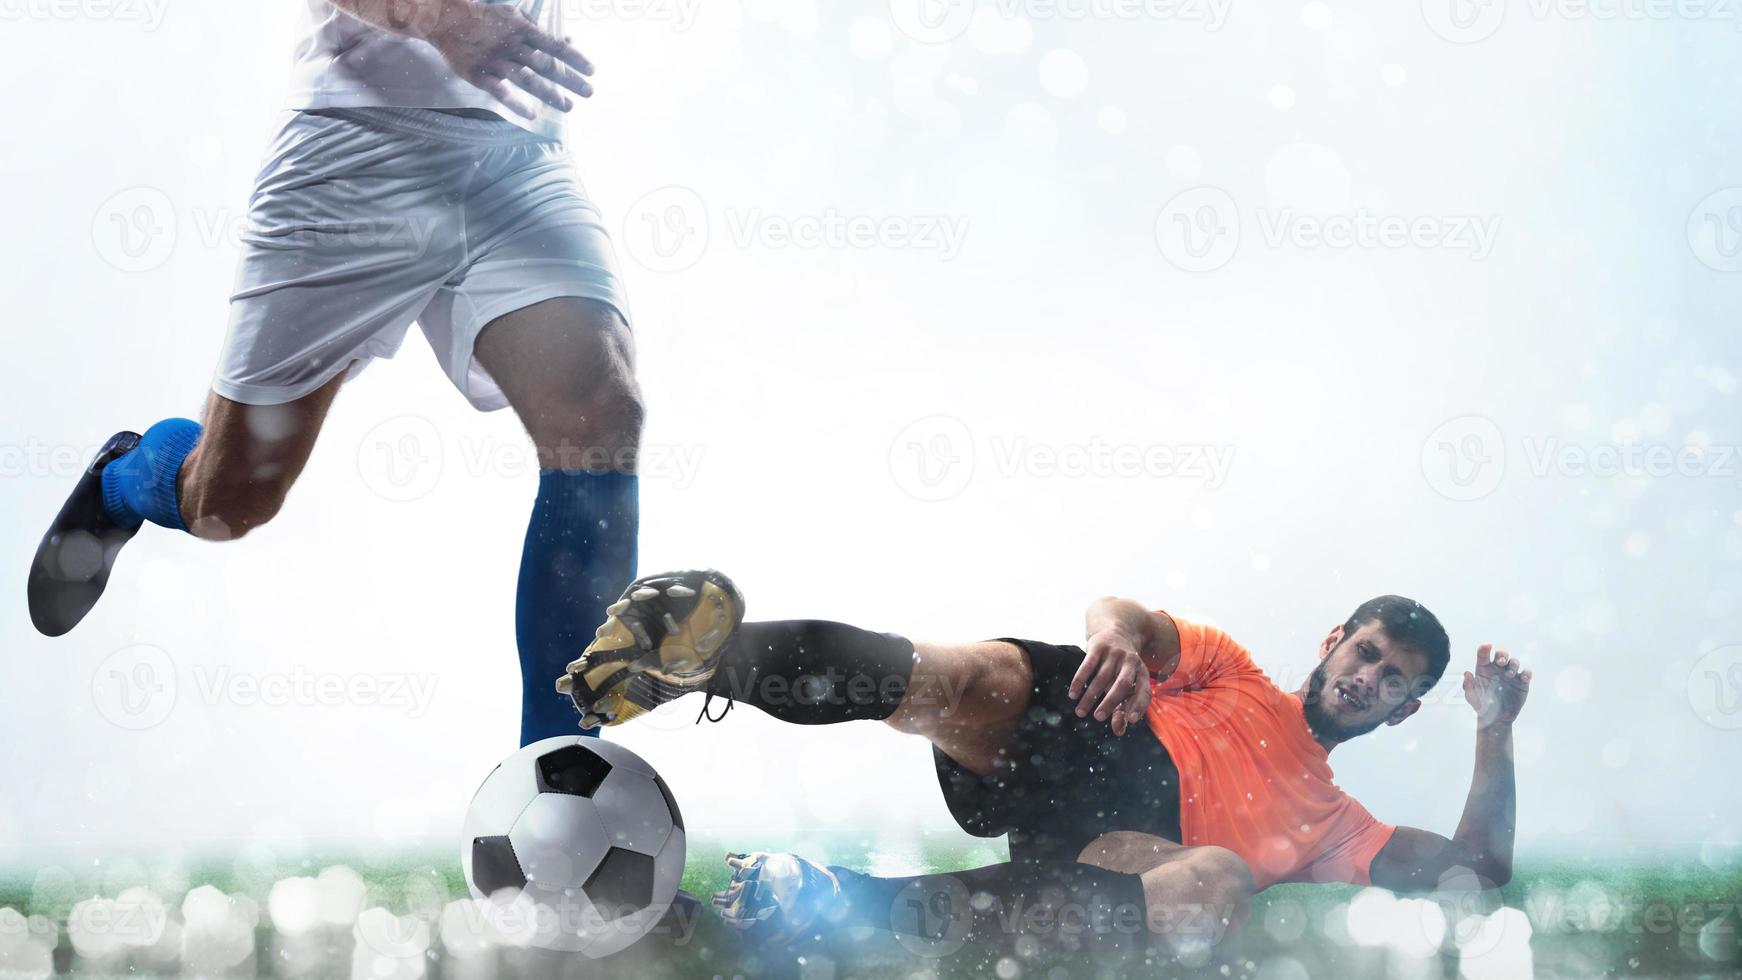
top-left (933, 639), bottom-right (1183, 865)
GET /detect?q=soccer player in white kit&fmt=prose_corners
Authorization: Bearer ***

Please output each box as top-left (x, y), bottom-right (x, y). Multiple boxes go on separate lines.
top-left (30, 0), bottom-right (640, 747)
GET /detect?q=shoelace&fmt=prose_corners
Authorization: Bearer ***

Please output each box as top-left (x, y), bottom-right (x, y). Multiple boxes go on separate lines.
top-left (696, 689), bottom-right (734, 724)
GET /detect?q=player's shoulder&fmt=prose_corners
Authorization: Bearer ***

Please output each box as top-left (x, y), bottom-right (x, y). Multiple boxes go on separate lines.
top-left (1161, 611), bottom-right (1248, 655)
top-left (1154, 610), bottom-right (1259, 682)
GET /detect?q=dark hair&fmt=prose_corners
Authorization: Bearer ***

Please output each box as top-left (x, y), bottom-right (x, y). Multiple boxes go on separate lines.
top-left (1342, 595), bottom-right (1450, 692)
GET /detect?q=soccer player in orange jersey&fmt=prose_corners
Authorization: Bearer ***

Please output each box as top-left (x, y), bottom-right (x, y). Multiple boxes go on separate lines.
top-left (559, 569), bottom-right (1530, 955)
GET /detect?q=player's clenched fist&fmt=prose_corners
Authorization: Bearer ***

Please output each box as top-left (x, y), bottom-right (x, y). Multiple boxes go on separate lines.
top-left (1071, 625), bottom-right (1153, 736)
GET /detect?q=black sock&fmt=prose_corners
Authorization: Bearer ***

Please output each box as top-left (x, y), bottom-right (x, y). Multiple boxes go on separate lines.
top-left (704, 620), bottom-right (914, 724)
top-left (825, 861), bottom-right (1151, 954)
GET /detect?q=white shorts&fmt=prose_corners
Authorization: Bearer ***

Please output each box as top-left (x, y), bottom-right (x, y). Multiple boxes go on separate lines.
top-left (215, 107), bottom-right (630, 411)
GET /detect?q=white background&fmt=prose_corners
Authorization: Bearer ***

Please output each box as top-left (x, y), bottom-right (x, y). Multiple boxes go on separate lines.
top-left (1, 0), bottom-right (1739, 875)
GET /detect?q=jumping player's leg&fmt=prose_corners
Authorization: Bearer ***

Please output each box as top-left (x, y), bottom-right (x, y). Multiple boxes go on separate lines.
top-left (473, 297), bottom-right (644, 747)
top-left (28, 374), bottom-right (346, 635)
top-left (176, 375), bottom-right (348, 540)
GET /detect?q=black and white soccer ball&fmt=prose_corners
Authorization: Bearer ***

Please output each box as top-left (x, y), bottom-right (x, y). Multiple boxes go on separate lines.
top-left (461, 736), bottom-right (685, 958)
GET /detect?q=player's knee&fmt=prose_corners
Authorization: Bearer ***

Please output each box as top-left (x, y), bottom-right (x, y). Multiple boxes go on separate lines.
top-left (180, 472), bottom-right (294, 541)
top-left (1137, 846), bottom-right (1253, 942)
top-left (532, 374), bottom-right (646, 471)
top-left (1187, 847), bottom-right (1254, 904)
top-left (1178, 847), bottom-right (1253, 930)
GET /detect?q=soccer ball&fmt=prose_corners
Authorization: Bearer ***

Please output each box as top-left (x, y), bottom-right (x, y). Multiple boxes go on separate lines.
top-left (460, 736), bottom-right (686, 958)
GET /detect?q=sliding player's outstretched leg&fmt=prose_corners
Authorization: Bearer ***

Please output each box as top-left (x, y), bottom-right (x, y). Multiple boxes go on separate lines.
top-left (709, 834), bottom-right (1252, 955)
top-left (558, 568), bottom-right (933, 731)
top-left (711, 851), bottom-right (845, 946)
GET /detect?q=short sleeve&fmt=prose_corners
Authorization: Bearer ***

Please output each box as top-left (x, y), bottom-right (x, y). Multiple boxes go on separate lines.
top-left (1299, 798), bottom-right (1397, 886)
top-left (1153, 612), bottom-right (1259, 693)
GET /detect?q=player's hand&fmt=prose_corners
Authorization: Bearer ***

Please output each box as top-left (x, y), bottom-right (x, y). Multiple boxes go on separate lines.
top-left (1463, 643), bottom-right (1530, 729)
top-left (1070, 626), bottom-right (1152, 736)
top-left (425, 1), bottom-right (595, 119)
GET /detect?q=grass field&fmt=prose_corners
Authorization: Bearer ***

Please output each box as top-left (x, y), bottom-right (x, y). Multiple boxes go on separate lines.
top-left (0, 833), bottom-right (1735, 979)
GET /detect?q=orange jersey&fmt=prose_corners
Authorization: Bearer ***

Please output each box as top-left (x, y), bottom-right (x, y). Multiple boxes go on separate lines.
top-left (1144, 613), bottom-right (1395, 891)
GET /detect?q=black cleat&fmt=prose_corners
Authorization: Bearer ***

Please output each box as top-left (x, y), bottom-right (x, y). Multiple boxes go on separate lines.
top-left (28, 432), bottom-right (142, 637)
top-left (555, 569), bottom-right (745, 728)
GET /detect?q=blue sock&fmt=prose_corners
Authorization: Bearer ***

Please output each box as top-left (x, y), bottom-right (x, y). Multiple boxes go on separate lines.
top-left (516, 470), bottom-right (639, 746)
top-left (101, 418), bottom-right (201, 532)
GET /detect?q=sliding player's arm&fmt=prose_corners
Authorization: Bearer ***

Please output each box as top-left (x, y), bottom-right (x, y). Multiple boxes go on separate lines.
top-left (1073, 597), bottom-right (1181, 736)
top-left (1370, 644), bottom-right (1530, 892)
top-left (330, 0), bottom-right (594, 118)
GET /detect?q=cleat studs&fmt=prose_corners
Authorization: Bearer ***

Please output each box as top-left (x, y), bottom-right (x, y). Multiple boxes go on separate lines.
top-left (666, 584), bottom-right (696, 598)
top-left (631, 587), bottom-right (659, 600)
top-left (606, 599), bottom-right (630, 616)
top-left (595, 620), bottom-right (616, 638)
top-left (663, 613), bottom-right (682, 635)
top-left (554, 675), bottom-right (573, 694)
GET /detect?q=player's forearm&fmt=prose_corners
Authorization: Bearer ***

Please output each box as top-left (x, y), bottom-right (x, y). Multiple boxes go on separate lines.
top-left (1451, 722), bottom-right (1516, 885)
top-left (1086, 597), bottom-right (1154, 648)
top-left (329, 0), bottom-right (476, 42)
top-left (1086, 596), bottom-right (1176, 676)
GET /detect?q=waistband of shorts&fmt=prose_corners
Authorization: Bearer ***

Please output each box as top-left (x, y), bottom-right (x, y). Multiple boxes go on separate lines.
top-left (305, 106), bottom-right (557, 146)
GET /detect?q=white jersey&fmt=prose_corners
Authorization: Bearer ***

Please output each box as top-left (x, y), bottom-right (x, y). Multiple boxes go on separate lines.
top-left (286, 1), bottom-right (563, 141)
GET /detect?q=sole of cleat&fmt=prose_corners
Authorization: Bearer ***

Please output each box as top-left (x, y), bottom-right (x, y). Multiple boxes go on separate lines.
top-left (27, 431), bottom-right (142, 637)
top-left (558, 569), bottom-right (745, 727)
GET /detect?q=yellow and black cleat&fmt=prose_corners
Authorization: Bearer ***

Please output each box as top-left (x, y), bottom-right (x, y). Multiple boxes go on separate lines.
top-left (556, 569), bottom-right (745, 728)
top-left (711, 851), bottom-right (843, 947)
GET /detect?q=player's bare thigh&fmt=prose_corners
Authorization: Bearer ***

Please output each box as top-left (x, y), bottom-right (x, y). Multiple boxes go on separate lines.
top-left (473, 297), bottom-right (642, 470)
top-left (885, 640), bottom-right (1032, 776)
